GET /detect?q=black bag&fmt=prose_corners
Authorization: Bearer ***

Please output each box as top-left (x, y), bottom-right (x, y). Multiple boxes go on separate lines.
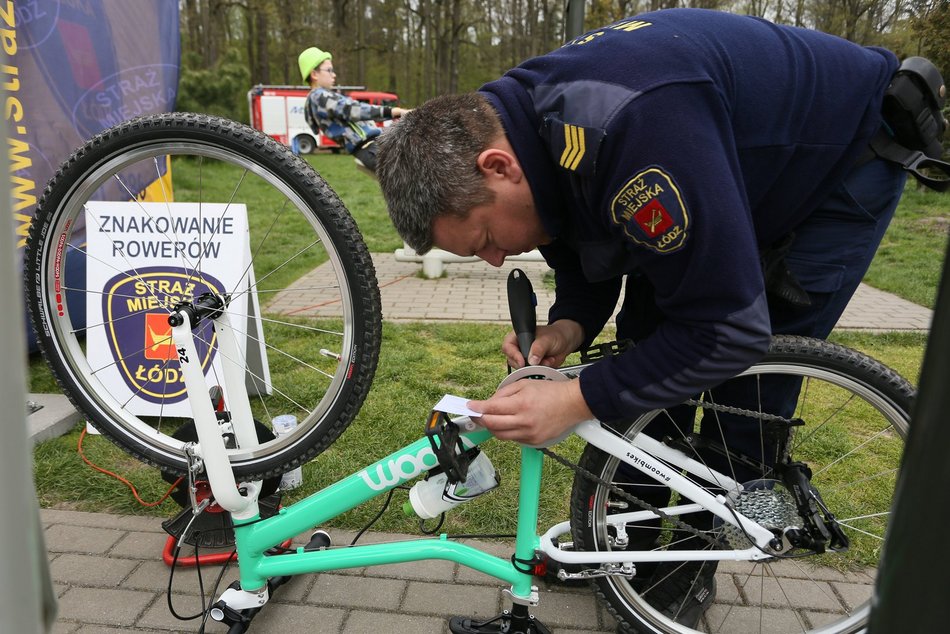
top-left (882, 56), bottom-right (947, 160)
top-left (873, 56), bottom-right (950, 191)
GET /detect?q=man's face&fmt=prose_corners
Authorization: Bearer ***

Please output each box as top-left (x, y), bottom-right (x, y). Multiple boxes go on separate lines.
top-left (431, 181), bottom-right (549, 267)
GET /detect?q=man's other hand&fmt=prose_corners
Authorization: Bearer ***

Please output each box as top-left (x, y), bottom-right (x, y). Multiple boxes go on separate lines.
top-left (501, 319), bottom-right (584, 368)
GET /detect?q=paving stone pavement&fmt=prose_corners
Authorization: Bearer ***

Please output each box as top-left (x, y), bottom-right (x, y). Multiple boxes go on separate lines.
top-left (44, 255), bottom-right (927, 633)
top-left (43, 509), bottom-right (619, 634)
top-left (271, 253), bottom-right (934, 331)
top-left (44, 508), bottom-right (878, 634)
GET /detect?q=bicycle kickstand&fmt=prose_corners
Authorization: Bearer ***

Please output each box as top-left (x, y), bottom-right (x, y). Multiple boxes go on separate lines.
top-left (449, 603), bottom-right (552, 634)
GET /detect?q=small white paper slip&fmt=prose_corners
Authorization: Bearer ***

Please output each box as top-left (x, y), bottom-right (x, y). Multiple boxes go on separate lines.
top-left (433, 394), bottom-right (482, 418)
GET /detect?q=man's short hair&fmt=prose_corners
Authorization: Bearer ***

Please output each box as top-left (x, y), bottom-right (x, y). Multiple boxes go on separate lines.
top-left (376, 93), bottom-right (502, 253)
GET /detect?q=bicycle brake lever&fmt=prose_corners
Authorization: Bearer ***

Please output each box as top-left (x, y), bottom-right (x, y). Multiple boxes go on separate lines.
top-left (507, 268), bottom-right (537, 364)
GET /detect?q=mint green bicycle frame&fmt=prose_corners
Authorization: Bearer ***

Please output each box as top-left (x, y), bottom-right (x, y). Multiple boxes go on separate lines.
top-left (171, 303), bottom-right (547, 603)
top-left (230, 428), bottom-right (541, 599)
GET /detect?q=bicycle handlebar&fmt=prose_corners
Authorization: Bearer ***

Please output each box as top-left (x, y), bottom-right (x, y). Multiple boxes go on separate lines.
top-left (507, 268), bottom-right (537, 363)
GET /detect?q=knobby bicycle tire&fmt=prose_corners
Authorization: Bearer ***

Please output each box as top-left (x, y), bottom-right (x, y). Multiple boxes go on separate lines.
top-left (569, 335), bottom-right (913, 634)
top-left (25, 113), bottom-right (382, 481)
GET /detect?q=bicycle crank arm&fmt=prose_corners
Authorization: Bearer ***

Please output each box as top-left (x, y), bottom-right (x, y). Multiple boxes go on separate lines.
top-left (210, 531), bottom-right (331, 631)
top-left (210, 575), bottom-right (291, 634)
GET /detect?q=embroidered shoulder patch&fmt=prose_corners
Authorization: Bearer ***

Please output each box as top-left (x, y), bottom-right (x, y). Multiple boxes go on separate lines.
top-left (609, 167), bottom-right (689, 253)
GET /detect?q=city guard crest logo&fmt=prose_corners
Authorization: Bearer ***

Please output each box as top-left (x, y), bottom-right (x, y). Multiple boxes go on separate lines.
top-left (102, 266), bottom-right (225, 404)
top-left (610, 167), bottom-right (689, 253)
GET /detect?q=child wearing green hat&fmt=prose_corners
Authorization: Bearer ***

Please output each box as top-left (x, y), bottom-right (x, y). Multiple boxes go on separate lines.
top-left (298, 46), bottom-right (409, 172)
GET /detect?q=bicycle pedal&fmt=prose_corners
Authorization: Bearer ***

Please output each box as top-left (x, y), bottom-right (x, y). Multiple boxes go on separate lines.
top-left (579, 339), bottom-right (633, 363)
top-left (424, 410), bottom-right (473, 482)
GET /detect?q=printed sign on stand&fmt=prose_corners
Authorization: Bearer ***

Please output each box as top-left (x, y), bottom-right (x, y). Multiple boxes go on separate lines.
top-left (85, 202), bottom-right (270, 417)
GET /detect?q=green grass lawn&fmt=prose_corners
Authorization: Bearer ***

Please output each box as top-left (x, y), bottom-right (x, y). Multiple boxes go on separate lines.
top-left (302, 153), bottom-right (403, 254)
top-left (864, 183), bottom-right (950, 308)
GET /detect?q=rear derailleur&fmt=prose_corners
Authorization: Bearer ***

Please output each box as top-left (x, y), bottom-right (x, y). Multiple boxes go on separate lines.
top-left (779, 461), bottom-right (850, 553)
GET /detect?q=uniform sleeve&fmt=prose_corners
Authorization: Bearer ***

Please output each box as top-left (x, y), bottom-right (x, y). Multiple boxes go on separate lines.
top-left (540, 240), bottom-right (621, 349)
top-left (575, 82), bottom-right (772, 422)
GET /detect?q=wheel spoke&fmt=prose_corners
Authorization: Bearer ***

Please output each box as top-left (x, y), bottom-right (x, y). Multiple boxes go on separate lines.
top-left (26, 114), bottom-right (380, 479)
top-left (571, 337), bottom-right (911, 634)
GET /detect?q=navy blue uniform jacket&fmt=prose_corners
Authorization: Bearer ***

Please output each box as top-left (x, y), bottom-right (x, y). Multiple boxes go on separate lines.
top-left (478, 9), bottom-right (897, 422)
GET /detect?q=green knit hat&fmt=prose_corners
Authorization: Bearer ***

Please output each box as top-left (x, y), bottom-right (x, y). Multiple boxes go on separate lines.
top-left (298, 47), bottom-right (332, 83)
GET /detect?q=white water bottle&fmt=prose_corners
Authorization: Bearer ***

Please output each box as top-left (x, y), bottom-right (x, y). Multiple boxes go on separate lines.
top-left (272, 415), bottom-right (303, 490)
top-left (403, 450), bottom-right (500, 519)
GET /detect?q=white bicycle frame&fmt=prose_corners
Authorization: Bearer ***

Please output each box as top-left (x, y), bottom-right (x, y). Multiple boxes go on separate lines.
top-left (541, 422), bottom-right (775, 565)
top-left (169, 302), bottom-right (778, 584)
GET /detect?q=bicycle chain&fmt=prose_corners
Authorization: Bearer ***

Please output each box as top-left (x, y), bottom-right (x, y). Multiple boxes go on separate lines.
top-left (682, 397), bottom-right (794, 424)
top-left (539, 400), bottom-right (797, 551)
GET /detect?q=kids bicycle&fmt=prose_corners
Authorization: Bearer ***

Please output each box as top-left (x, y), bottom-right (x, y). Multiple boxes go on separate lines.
top-left (25, 113), bottom-right (914, 634)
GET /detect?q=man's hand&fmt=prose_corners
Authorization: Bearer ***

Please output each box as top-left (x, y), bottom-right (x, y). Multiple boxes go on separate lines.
top-left (502, 319), bottom-right (585, 368)
top-left (392, 107), bottom-right (411, 118)
top-left (467, 378), bottom-right (593, 446)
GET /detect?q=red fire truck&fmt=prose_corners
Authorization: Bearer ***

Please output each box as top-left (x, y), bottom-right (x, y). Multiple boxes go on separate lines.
top-left (247, 84), bottom-right (399, 154)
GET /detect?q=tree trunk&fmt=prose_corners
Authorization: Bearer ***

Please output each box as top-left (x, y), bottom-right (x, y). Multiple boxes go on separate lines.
top-left (256, 6), bottom-right (270, 84)
top-left (200, 0), bottom-right (214, 67)
top-left (244, 7), bottom-right (256, 83)
top-left (448, 0), bottom-right (462, 94)
top-left (357, 0), bottom-right (366, 85)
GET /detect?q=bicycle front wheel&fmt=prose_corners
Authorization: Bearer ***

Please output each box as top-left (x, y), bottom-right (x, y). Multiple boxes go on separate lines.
top-left (25, 113), bottom-right (381, 480)
top-left (569, 335), bottom-right (913, 634)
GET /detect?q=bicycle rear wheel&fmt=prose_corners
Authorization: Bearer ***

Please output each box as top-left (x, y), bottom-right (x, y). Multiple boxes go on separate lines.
top-left (25, 113), bottom-right (381, 481)
top-left (569, 335), bottom-right (913, 634)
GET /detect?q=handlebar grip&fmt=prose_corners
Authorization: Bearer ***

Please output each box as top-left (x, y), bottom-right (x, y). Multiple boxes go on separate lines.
top-left (507, 268), bottom-right (537, 363)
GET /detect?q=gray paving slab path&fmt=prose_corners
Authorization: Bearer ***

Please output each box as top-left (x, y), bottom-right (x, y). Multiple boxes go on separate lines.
top-left (271, 254), bottom-right (934, 331)
top-left (40, 255), bottom-right (928, 633)
top-left (44, 508), bottom-right (878, 634)
top-left (43, 509), bottom-right (620, 634)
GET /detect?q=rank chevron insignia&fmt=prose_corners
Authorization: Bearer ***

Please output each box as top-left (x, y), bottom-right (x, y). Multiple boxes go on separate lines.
top-left (559, 123), bottom-right (586, 171)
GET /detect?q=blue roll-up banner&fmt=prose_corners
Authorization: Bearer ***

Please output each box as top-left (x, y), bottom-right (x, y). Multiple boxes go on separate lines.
top-left (8, 0), bottom-right (180, 351)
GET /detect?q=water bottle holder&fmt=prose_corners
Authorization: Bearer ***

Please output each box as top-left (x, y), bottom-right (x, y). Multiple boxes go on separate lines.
top-left (425, 410), bottom-right (473, 484)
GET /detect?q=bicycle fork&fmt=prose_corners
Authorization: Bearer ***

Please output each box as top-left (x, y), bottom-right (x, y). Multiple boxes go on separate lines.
top-left (168, 292), bottom-right (263, 520)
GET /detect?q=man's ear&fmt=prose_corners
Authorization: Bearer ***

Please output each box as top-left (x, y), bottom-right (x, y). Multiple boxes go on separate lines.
top-left (476, 148), bottom-right (523, 183)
